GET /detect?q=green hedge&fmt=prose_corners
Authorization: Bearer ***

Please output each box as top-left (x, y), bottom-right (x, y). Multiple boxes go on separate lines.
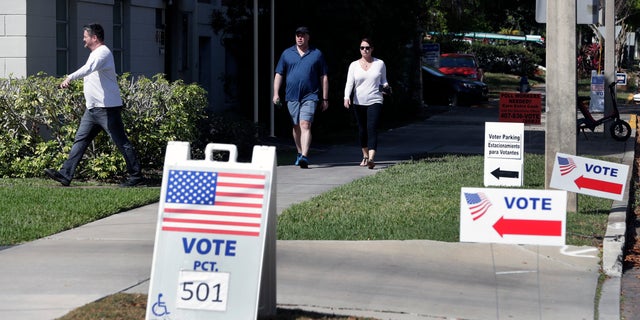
top-left (472, 43), bottom-right (542, 77)
top-left (0, 72), bottom-right (208, 181)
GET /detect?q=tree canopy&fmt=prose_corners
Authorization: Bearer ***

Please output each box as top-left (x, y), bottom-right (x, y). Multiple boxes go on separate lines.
top-left (422, 0), bottom-right (543, 36)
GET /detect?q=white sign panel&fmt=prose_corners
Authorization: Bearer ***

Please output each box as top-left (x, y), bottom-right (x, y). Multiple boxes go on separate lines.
top-left (550, 152), bottom-right (629, 201)
top-left (422, 43), bottom-right (440, 67)
top-left (175, 271), bottom-right (230, 311)
top-left (484, 122), bottom-right (524, 187)
top-left (146, 142), bottom-right (276, 320)
top-left (460, 188), bottom-right (567, 246)
top-left (536, 0), bottom-right (598, 24)
top-left (617, 72), bottom-right (628, 85)
top-left (590, 72), bottom-right (605, 112)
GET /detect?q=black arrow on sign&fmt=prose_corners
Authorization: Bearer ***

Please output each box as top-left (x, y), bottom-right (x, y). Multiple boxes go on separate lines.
top-left (491, 167), bottom-right (519, 179)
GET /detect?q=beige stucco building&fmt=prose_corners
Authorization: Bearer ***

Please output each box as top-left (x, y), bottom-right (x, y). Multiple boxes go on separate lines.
top-left (0, 0), bottom-right (229, 110)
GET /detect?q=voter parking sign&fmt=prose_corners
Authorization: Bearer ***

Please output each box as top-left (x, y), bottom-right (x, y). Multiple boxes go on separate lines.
top-left (484, 122), bottom-right (524, 187)
top-left (145, 142), bottom-right (276, 320)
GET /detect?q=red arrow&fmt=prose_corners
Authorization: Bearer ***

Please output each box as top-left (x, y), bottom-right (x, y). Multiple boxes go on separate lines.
top-left (493, 216), bottom-right (562, 237)
top-left (574, 175), bottom-right (622, 195)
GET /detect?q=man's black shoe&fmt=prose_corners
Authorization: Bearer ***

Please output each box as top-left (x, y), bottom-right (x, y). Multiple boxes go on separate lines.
top-left (44, 169), bottom-right (70, 186)
top-left (298, 155), bottom-right (309, 169)
top-left (119, 177), bottom-right (146, 188)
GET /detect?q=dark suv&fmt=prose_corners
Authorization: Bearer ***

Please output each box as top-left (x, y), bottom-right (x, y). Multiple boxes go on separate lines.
top-left (422, 64), bottom-right (488, 107)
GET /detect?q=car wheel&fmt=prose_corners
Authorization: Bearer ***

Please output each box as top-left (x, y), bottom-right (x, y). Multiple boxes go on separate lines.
top-left (449, 94), bottom-right (459, 107)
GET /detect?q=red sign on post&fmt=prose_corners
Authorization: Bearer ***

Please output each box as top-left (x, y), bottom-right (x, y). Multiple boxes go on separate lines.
top-left (499, 92), bottom-right (542, 124)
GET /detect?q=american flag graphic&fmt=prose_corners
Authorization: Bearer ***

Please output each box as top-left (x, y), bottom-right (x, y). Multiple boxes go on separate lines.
top-left (464, 192), bottom-right (492, 221)
top-left (161, 169), bottom-right (266, 237)
top-left (558, 156), bottom-right (577, 176)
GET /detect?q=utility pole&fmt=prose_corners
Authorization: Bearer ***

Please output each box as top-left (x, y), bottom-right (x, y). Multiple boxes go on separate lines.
top-left (604, 0), bottom-right (616, 132)
top-left (545, 1), bottom-right (577, 211)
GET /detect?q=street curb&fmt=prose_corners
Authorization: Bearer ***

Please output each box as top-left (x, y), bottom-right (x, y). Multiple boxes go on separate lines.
top-left (598, 131), bottom-right (635, 319)
top-left (602, 203), bottom-right (626, 277)
top-left (598, 201), bottom-right (625, 319)
top-left (599, 276), bottom-right (621, 320)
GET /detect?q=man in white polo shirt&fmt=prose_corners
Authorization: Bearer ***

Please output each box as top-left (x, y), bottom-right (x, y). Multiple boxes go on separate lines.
top-left (45, 23), bottom-right (143, 187)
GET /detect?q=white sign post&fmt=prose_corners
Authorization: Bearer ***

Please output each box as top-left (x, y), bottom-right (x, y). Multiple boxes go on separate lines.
top-left (460, 188), bottom-right (567, 246)
top-left (145, 142), bottom-right (276, 320)
top-left (484, 122), bottom-right (524, 187)
top-left (550, 152), bottom-right (629, 201)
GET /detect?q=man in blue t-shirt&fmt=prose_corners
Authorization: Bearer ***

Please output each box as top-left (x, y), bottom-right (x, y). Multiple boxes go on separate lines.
top-left (273, 26), bottom-right (329, 169)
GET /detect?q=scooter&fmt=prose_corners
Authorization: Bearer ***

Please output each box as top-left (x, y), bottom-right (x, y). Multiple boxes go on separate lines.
top-left (577, 82), bottom-right (632, 141)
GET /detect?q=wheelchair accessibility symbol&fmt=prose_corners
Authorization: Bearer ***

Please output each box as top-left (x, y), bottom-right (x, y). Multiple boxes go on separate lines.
top-left (152, 293), bottom-right (171, 317)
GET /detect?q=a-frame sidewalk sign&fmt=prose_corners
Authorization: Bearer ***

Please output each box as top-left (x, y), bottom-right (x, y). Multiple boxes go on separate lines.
top-left (145, 142), bottom-right (276, 320)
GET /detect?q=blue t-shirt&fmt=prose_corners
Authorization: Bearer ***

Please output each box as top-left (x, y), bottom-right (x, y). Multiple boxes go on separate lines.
top-left (275, 45), bottom-right (328, 102)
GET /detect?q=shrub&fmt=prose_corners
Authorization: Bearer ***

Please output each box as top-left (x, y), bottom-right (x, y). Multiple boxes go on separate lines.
top-left (119, 74), bottom-right (207, 176)
top-left (0, 73), bottom-right (80, 178)
top-left (472, 43), bottom-right (542, 77)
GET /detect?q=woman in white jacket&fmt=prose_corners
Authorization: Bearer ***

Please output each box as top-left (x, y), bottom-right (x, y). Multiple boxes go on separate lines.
top-left (343, 37), bottom-right (390, 169)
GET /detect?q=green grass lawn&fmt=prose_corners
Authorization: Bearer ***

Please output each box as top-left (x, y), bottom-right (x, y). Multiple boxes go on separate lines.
top-left (0, 178), bottom-right (160, 245)
top-left (277, 153), bottom-right (611, 247)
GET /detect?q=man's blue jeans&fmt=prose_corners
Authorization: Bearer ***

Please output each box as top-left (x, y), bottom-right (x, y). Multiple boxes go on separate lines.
top-left (59, 107), bottom-right (141, 181)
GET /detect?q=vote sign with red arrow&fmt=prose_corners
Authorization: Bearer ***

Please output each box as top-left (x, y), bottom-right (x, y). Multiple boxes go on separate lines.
top-left (549, 152), bottom-right (629, 201)
top-left (460, 187), bottom-right (567, 246)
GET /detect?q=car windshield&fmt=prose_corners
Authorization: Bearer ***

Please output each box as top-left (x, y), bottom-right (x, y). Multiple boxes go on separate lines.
top-left (440, 56), bottom-right (476, 68)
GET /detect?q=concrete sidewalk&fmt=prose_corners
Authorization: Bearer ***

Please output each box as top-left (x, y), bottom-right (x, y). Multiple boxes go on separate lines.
top-left (0, 104), bottom-right (635, 319)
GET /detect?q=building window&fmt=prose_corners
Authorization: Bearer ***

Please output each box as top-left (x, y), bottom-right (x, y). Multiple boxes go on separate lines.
top-left (113, 0), bottom-right (124, 73)
top-left (56, 0), bottom-right (68, 76)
